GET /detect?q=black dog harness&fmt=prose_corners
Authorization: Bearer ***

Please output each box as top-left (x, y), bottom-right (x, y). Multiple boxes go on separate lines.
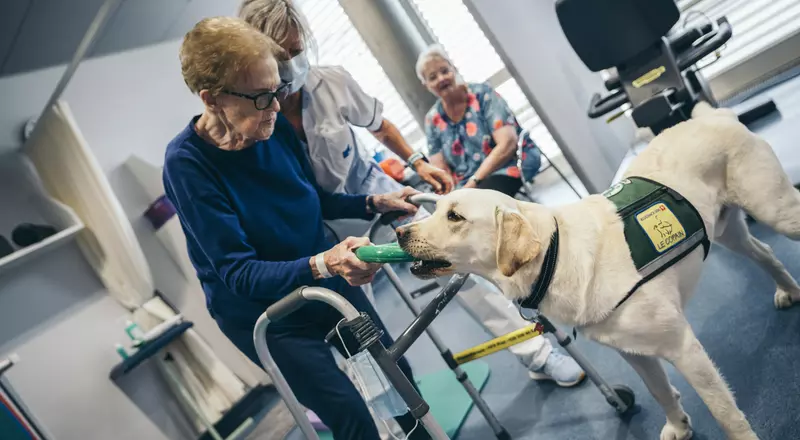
top-left (519, 176), bottom-right (710, 311)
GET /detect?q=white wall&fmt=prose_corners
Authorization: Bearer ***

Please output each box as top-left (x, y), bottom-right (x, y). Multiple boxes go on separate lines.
top-left (0, 40), bottom-right (267, 439)
top-left (465, 0), bottom-right (635, 194)
top-left (61, 41), bottom-right (204, 174)
top-left (0, 65), bottom-right (64, 150)
top-left (0, 245), bottom-right (195, 440)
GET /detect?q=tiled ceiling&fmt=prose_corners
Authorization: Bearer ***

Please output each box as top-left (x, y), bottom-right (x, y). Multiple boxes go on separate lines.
top-left (0, 0), bottom-right (242, 77)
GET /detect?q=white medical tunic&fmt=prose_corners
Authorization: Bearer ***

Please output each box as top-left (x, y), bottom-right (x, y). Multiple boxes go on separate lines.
top-left (299, 66), bottom-right (404, 196)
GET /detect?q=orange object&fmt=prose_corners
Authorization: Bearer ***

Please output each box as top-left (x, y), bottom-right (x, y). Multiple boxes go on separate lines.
top-left (380, 158), bottom-right (406, 182)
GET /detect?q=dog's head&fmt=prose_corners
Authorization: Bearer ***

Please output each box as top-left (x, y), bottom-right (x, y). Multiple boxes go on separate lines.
top-left (396, 189), bottom-right (543, 281)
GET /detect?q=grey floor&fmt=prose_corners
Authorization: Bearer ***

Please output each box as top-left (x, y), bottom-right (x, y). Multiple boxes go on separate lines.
top-left (274, 75), bottom-right (800, 440)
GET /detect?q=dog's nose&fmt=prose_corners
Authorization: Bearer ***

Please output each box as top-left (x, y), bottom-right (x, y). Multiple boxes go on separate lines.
top-left (395, 225), bottom-right (408, 240)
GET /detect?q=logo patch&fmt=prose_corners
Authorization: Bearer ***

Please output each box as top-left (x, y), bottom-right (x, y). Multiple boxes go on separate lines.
top-left (343, 145), bottom-right (352, 158)
top-left (636, 203), bottom-right (686, 253)
top-left (602, 179), bottom-right (631, 198)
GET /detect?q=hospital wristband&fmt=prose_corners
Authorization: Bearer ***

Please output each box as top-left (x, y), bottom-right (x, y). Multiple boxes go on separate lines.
top-left (407, 152), bottom-right (428, 171)
top-left (315, 252), bottom-right (333, 278)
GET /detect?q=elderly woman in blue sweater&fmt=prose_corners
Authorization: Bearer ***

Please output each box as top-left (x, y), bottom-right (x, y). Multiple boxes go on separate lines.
top-left (163, 17), bottom-right (428, 440)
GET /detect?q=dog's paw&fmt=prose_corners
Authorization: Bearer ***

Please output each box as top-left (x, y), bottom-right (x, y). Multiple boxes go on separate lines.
top-left (774, 287), bottom-right (797, 309)
top-left (660, 414), bottom-right (693, 440)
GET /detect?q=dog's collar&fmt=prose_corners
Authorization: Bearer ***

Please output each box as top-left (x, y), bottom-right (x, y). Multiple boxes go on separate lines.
top-left (518, 220), bottom-right (559, 310)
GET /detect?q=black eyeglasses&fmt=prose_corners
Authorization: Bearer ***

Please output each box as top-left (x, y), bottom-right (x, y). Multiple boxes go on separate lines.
top-left (222, 83), bottom-right (289, 110)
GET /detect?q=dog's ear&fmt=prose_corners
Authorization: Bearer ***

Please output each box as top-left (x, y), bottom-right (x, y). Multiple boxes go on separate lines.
top-left (495, 206), bottom-right (540, 277)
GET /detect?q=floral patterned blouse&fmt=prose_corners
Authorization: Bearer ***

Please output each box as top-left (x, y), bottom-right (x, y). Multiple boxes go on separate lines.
top-left (424, 82), bottom-right (541, 187)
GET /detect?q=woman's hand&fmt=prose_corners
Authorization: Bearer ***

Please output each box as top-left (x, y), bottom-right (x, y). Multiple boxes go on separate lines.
top-left (414, 161), bottom-right (454, 194)
top-left (462, 178), bottom-right (478, 189)
top-left (317, 237), bottom-right (382, 286)
top-left (371, 187), bottom-right (421, 217)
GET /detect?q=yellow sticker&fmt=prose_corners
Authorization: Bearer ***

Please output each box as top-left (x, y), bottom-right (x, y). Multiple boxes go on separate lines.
top-left (636, 203), bottom-right (686, 253)
top-left (632, 66), bottom-right (666, 88)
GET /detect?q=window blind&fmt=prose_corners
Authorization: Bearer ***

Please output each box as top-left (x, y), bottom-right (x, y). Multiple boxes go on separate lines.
top-left (294, 0), bottom-right (427, 156)
top-left (676, 0), bottom-right (800, 79)
top-left (407, 0), bottom-right (562, 158)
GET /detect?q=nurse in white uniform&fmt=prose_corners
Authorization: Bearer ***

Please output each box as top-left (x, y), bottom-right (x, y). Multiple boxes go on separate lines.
top-left (238, 4), bottom-right (453, 201)
top-left (280, 64), bottom-right (448, 200)
top-left (238, 0), bottom-right (585, 388)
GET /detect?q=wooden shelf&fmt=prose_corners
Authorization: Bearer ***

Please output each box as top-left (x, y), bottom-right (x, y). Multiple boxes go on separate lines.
top-left (0, 152), bottom-right (84, 278)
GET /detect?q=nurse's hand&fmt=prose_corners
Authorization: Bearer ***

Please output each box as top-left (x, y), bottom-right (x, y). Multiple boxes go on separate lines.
top-left (371, 187), bottom-right (420, 219)
top-left (415, 161), bottom-right (454, 194)
top-left (320, 237), bottom-right (382, 286)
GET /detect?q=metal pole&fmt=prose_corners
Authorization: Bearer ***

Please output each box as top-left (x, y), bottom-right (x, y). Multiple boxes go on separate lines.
top-left (365, 343), bottom-right (450, 440)
top-left (518, 128), bottom-right (582, 200)
top-left (254, 313), bottom-right (320, 440)
top-left (255, 287), bottom-right (453, 439)
top-left (383, 267), bottom-right (510, 439)
top-left (32, 0), bottom-right (121, 142)
top-left (553, 327), bottom-right (629, 412)
top-left (420, 413), bottom-right (450, 439)
top-left (307, 283), bottom-right (451, 439)
top-left (536, 315), bottom-right (630, 413)
top-left (388, 274), bottom-right (469, 360)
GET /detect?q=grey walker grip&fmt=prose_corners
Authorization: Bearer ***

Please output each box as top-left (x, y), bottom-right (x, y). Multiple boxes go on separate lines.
top-left (265, 287), bottom-right (308, 322)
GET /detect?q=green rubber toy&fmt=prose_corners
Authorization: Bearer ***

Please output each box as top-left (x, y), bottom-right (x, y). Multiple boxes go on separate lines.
top-left (355, 243), bottom-right (416, 263)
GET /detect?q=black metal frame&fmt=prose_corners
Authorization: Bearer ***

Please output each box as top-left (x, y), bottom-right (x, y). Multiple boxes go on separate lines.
top-left (516, 129), bottom-right (583, 201)
top-left (556, 0), bottom-right (733, 135)
top-left (325, 270), bottom-right (638, 424)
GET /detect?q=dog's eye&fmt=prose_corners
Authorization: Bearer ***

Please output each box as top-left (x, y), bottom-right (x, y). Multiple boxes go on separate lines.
top-left (447, 210), bottom-right (465, 222)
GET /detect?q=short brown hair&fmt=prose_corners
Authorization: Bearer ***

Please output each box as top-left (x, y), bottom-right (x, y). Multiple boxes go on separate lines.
top-left (179, 16), bottom-right (282, 95)
top-left (238, 0), bottom-right (317, 56)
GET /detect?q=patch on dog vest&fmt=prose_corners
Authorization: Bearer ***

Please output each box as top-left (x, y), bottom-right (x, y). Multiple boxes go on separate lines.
top-left (605, 177), bottom-right (710, 308)
top-left (636, 203), bottom-right (687, 253)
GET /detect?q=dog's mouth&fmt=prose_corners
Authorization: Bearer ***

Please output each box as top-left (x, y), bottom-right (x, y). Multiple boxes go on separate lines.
top-left (398, 234), bottom-right (454, 279)
top-left (409, 259), bottom-right (453, 279)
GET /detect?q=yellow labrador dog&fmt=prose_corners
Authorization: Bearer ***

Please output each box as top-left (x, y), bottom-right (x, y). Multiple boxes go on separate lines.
top-left (396, 103), bottom-right (800, 440)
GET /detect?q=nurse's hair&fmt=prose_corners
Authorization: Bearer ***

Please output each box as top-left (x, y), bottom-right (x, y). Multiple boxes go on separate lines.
top-left (415, 44), bottom-right (460, 82)
top-left (180, 16), bottom-right (281, 95)
top-left (238, 0), bottom-right (317, 58)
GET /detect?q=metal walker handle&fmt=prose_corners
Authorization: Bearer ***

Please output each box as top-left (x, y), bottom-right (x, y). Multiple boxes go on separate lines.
top-left (254, 287), bottom-right (361, 440)
top-left (367, 192), bottom-right (442, 242)
top-left (254, 286), bottom-right (450, 439)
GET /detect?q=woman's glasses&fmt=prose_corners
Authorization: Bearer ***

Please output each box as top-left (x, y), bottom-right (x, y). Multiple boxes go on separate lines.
top-left (223, 83), bottom-right (289, 110)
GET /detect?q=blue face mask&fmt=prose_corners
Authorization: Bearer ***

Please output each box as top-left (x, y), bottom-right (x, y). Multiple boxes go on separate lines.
top-left (278, 52), bottom-right (310, 94)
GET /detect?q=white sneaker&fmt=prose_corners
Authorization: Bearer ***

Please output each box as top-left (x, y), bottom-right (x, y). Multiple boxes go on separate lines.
top-left (529, 351), bottom-right (586, 387)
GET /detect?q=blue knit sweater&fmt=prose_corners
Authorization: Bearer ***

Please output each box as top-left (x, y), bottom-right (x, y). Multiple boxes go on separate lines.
top-left (163, 114), bottom-right (374, 331)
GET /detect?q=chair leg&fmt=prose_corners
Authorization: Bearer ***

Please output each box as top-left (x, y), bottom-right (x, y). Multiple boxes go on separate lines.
top-left (519, 191), bottom-right (533, 202)
top-left (539, 149), bottom-right (583, 199)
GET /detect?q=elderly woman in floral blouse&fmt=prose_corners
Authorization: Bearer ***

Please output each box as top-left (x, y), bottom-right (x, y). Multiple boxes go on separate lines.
top-left (412, 45), bottom-right (587, 387)
top-left (416, 45), bottom-right (542, 197)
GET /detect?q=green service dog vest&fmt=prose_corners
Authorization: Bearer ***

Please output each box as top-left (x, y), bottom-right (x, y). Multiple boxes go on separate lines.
top-left (603, 176), bottom-right (710, 308)
top-left (518, 176), bottom-right (710, 312)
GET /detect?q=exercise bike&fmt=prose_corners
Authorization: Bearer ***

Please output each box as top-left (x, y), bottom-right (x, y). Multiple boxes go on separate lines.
top-left (556, 0), bottom-right (776, 135)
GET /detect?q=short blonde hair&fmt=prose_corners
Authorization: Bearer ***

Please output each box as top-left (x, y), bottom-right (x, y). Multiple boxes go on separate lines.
top-left (238, 0), bottom-right (317, 56)
top-left (180, 16), bottom-right (282, 95)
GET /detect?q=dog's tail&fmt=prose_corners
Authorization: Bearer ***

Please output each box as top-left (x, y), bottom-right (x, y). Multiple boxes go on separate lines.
top-left (691, 100), bottom-right (738, 120)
